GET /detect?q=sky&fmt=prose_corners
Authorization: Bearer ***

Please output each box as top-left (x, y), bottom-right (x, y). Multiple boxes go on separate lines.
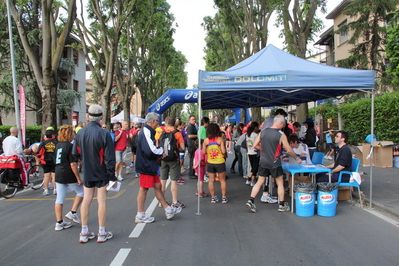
top-left (167, 0), bottom-right (338, 89)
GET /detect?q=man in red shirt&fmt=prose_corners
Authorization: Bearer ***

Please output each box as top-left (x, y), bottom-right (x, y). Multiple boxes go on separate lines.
top-left (114, 121), bottom-right (130, 181)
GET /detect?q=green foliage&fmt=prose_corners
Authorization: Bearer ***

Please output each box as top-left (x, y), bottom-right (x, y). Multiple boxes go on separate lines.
top-left (339, 92), bottom-right (399, 144)
top-left (386, 20), bottom-right (399, 84)
top-left (0, 126), bottom-right (42, 151)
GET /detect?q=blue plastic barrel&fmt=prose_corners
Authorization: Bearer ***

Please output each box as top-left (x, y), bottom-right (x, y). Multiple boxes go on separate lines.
top-left (317, 189), bottom-right (338, 217)
top-left (295, 192), bottom-right (316, 217)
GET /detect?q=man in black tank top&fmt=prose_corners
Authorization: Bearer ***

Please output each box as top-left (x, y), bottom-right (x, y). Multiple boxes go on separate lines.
top-left (245, 115), bottom-right (302, 213)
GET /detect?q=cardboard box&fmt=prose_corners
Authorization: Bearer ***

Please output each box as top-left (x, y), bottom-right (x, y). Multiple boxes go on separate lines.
top-left (289, 175), bottom-right (312, 197)
top-left (372, 141), bottom-right (394, 168)
top-left (352, 143), bottom-right (371, 166)
top-left (338, 186), bottom-right (352, 201)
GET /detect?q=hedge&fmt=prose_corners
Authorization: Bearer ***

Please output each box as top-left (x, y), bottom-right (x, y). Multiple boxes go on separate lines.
top-left (0, 125), bottom-right (42, 151)
top-left (309, 91), bottom-right (399, 145)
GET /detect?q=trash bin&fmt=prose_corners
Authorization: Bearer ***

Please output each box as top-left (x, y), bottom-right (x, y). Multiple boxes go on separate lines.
top-left (294, 183), bottom-right (317, 217)
top-left (317, 182), bottom-right (339, 217)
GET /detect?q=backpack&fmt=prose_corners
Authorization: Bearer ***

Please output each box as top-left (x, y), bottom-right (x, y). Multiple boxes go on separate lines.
top-left (159, 130), bottom-right (179, 161)
top-left (130, 132), bottom-right (139, 148)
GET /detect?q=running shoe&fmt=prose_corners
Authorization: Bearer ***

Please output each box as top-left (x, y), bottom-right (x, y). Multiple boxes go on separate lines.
top-left (195, 191), bottom-right (209, 198)
top-left (117, 175), bottom-right (124, 181)
top-left (79, 232), bottom-right (96, 243)
top-left (53, 189), bottom-right (57, 195)
top-left (172, 201), bottom-right (186, 208)
top-left (211, 196), bottom-right (219, 203)
top-left (246, 200), bottom-right (256, 213)
top-left (55, 221), bottom-right (72, 231)
top-left (165, 206), bottom-right (182, 220)
top-left (278, 202), bottom-right (291, 212)
top-left (135, 173), bottom-right (139, 178)
top-left (250, 180), bottom-right (256, 187)
top-left (43, 189), bottom-right (50, 196)
top-left (97, 231), bottom-right (113, 243)
top-left (177, 177), bottom-right (185, 185)
top-left (245, 180), bottom-right (251, 185)
top-left (135, 213), bottom-right (155, 223)
top-left (222, 197), bottom-right (228, 204)
top-left (230, 168), bottom-right (236, 173)
top-left (65, 211), bottom-right (81, 224)
top-left (260, 194), bottom-right (278, 204)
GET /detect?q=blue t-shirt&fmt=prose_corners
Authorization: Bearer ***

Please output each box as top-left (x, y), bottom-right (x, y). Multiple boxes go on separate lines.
top-left (326, 133), bottom-right (332, 144)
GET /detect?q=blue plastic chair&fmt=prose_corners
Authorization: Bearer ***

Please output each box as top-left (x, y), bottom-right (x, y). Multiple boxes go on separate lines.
top-left (311, 152), bottom-right (324, 165)
top-left (337, 158), bottom-right (362, 208)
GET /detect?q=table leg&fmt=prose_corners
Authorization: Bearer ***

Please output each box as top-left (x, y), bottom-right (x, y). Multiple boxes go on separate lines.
top-left (291, 172), bottom-right (294, 213)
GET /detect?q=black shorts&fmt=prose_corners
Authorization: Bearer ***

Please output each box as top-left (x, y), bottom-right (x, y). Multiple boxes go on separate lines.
top-left (258, 165), bottom-right (283, 178)
top-left (207, 163), bottom-right (226, 174)
top-left (327, 143), bottom-right (333, 150)
top-left (131, 147), bottom-right (137, 154)
top-left (84, 179), bottom-right (109, 188)
top-left (42, 164), bottom-right (55, 173)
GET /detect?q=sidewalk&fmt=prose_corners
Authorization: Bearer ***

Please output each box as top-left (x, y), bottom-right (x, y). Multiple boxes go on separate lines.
top-left (357, 164), bottom-right (399, 220)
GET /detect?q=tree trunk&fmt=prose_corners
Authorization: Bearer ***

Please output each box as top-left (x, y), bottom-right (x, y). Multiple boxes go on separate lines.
top-left (251, 107), bottom-right (261, 125)
top-left (296, 103), bottom-right (308, 125)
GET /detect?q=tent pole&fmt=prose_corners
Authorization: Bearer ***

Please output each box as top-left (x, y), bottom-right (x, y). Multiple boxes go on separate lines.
top-left (196, 90), bottom-right (202, 215)
top-left (369, 87), bottom-right (375, 209)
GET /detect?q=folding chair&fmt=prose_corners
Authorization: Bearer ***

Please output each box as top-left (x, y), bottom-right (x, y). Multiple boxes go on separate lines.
top-left (337, 158), bottom-right (362, 208)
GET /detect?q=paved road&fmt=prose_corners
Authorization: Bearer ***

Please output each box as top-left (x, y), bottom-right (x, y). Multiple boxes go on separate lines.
top-left (1, 156), bottom-right (399, 266)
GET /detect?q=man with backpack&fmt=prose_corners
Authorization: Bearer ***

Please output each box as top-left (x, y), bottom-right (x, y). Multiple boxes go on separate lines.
top-left (38, 129), bottom-right (58, 196)
top-left (159, 116), bottom-right (186, 209)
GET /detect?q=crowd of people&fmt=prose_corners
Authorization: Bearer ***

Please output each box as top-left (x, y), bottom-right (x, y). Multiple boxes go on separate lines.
top-left (1, 106), bottom-right (353, 241)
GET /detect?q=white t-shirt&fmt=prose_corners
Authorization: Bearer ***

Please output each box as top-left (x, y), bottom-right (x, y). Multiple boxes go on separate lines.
top-left (2, 136), bottom-right (23, 157)
top-left (289, 143), bottom-right (312, 164)
top-left (246, 132), bottom-right (259, 155)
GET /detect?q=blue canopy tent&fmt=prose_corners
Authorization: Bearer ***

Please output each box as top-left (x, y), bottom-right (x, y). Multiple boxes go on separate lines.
top-left (194, 44), bottom-right (376, 214)
top-left (224, 115), bottom-right (236, 123)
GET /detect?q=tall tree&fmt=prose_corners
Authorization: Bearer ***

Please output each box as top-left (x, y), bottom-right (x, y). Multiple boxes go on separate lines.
top-left (203, 0), bottom-right (279, 123)
top-left (335, 0), bottom-right (399, 92)
top-left (276, 0), bottom-right (326, 123)
top-left (7, 0), bottom-right (77, 130)
top-left (75, 0), bottom-right (136, 126)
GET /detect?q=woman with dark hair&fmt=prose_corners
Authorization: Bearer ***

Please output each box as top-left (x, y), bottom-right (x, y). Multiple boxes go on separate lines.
top-left (245, 122), bottom-right (260, 186)
top-left (202, 123), bottom-right (228, 204)
top-left (230, 123), bottom-right (244, 175)
top-left (304, 118), bottom-right (317, 159)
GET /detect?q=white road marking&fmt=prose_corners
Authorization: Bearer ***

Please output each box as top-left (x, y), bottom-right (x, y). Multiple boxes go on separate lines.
top-left (110, 248), bottom-right (131, 266)
top-left (129, 179), bottom-right (170, 238)
top-left (365, 208), bottom-right (399, 227)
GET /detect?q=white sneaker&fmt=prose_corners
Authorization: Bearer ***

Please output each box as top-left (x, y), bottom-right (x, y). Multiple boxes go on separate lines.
top-left (53, 189), bottom-right (57, 195)
top-left (260, 194), bottom-right (278, 204)
top-left (65, 211), bottom-right (81, 224)
top-left (117, 175), bottom-right (124, 181)
top-left (245, 180), bottom-right (251, 185)
top-left (55, 221), bottom-right (72, 231)
top-left (135, 213), bottom-right (155, 223)
top-left (43, 189), bottom-right (50, 196)
top-left (165, 206), bottom-right (182, 220)
top-left (250, 180), bottom-right (256, 187)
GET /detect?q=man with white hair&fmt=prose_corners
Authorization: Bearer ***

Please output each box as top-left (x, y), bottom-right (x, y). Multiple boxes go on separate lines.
top-left (135, 112), bottom-right (182, 223)
top-left (246, 115), bottom-right (302, 213)
top-left (73, 105), bottom-right (116, 243)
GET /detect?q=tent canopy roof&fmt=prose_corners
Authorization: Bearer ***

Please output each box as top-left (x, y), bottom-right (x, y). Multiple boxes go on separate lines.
top-left (198, 44), bottom-right (375, 110)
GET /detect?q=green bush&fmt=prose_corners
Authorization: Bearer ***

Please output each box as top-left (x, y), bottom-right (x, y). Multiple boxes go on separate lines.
top-left (340, 92), bottom-right (399, 145)
top-left (0, 125), bottom-right (42, 151)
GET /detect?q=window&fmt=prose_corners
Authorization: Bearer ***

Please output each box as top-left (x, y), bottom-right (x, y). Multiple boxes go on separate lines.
top-left (73, 80), bottom-right (79, 92)
top-left (338, 20), bottom-right (348, 45)
top-left (73, 49), bottom-right (79, 65)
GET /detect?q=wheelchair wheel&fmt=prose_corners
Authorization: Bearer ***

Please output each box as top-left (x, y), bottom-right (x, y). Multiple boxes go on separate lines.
top-left (27, 164), bottom-right (44, 190)
top-left (0, 169), bottom-right (18, 199)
